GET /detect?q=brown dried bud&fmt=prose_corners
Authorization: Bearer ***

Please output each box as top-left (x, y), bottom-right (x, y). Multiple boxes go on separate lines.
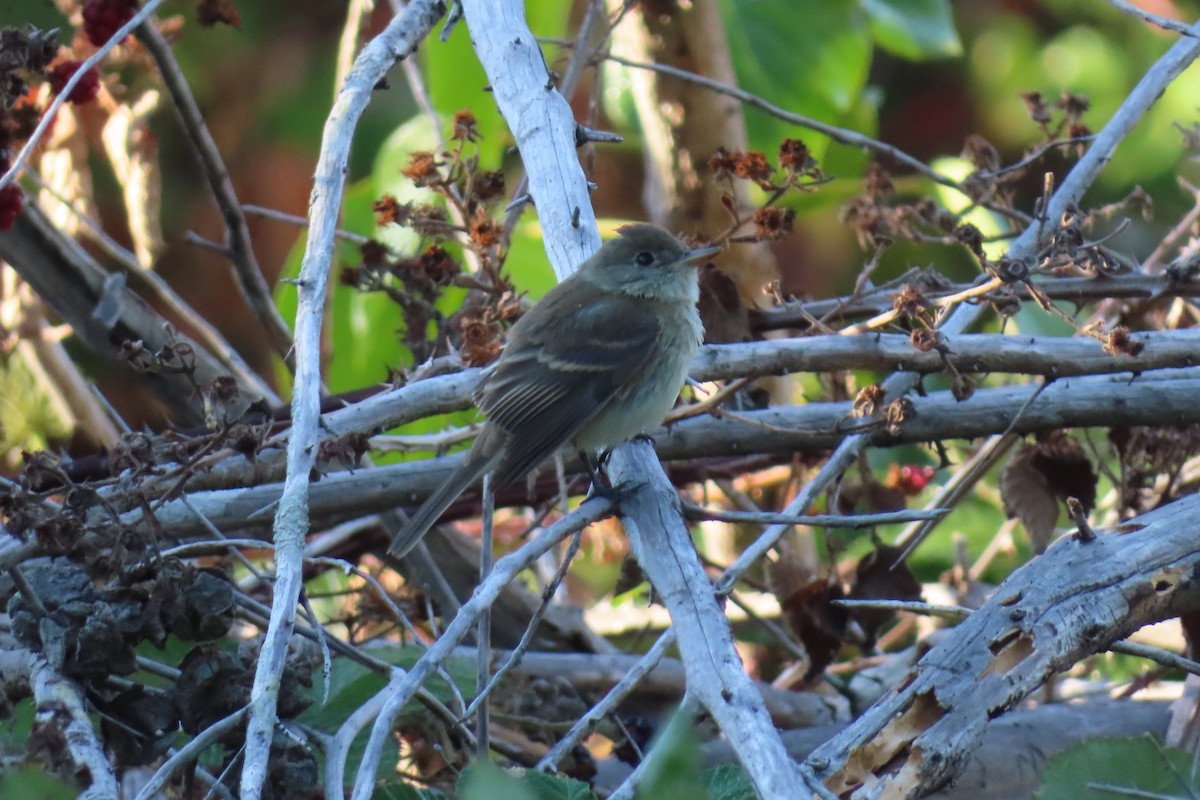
top-left (863, 162), bottom-right (893, 200)
top-left (779, 138), bottom-right (812, 171)
top-left (452, 109), bottom-right (480, 142)
top-left (402, 151), bottom-right (441, 187)
top-left (734, 151), bottom-right (773, 184)
top-left (418, 245), bottom-right (459, 284)
top-left (951, 373), bottom-right (975, 401)
top-left (853, 384), bottom-right (886, 417)
top-left (961, 134), bottom-right (1000, 172)
top-left (892, 283), bottom-right (929, 320)
top-left (1056, 92), bottom-right (1090, 117)
top-left (997, 257), bottom-right (1030, 283)
top-left (474, 170), bottom-right (505, 202)
top-left (707, 147), bottom-right (739, 179)
top-left (359, 239), bottom-right (390, 268)
top-left (469, 216), bottom-right (502, 249)
top-left (954, 223), bottom-right (984, 256)
top-left (884, 397), bottom-right (915, 434)
top-left (751, 206), bottom-right (795, 241)
top-left (1104, 326), bottom-right (1144, 357)
top-left (372, 195), bottom-right (410, 226)
top-left (196, 0), bottom-right (241, 27)
top-left (459, 314), bottom-right (501, 367)
top-left (1020, 91), bottom-right (1051, 126)
top-left (909, 328), bottom-right (939, 352)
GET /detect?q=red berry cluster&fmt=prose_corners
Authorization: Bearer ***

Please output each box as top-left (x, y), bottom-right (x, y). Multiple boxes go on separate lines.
top-left (49, 61), bottom-right (101, 105)
top-left (0, 184), bottom-right (23, 231)
top-left (893, 464), bottom-right (935, 495)
top-left (82, 0), bottom-right (141, 47)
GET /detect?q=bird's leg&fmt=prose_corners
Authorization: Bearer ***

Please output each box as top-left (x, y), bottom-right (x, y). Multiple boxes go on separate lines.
top-left (578, 448), bottom-right (607, 490)
top-left (578, 449), bottom-right (622, 501)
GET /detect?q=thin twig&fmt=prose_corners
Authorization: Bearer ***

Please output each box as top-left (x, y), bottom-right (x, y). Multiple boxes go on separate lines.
top-left (681, 503), bottom-right (946, 528)
top-left (601, 53), bottom-right (958, 190)
top-left (0, 0), bottom-right (167, 191)
top-left (135, 23), bottom-right (294, 365)
top-left (476, 473), bottom-right (493, 759)
top-left (1104, 0), bottom-right (1200, 37)
top-left (349, 498), bottom-right (612, 799)
top-left (463, 529), bottom-right (584, 720)
top-left (239, 5), bottom-right (446, 798)
top-left (135, 708), bottom-right (248, 800)
top-left (831, 598), bottom-right (972, 619)
top-left (1110, 640), bottom-right (1200, 678)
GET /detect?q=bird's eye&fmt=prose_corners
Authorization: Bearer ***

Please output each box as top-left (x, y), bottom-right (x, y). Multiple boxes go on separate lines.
top-left (634, 251), bottom-right (656, 267)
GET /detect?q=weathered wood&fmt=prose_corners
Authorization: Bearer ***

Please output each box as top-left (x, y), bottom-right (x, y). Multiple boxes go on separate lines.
top-left (805, 492), bottom-right (1200, 798)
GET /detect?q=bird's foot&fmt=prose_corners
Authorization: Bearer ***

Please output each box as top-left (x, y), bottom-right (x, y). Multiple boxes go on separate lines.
top-left (585, 479), bottom-right (646, 505)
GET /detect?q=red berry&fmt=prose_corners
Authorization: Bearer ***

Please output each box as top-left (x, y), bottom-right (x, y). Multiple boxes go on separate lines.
top-left (0, 185), bottom-right (24, 231)
top-left (81, 0), bottom-right (141, 48)
top-left (898, 465), bottom-right (934, 494)
top-left (49, 61), bottom-right (101, 105)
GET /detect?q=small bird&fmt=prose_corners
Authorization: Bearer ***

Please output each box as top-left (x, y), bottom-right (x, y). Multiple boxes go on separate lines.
top-left (387, 223), bottom-right (718, 558)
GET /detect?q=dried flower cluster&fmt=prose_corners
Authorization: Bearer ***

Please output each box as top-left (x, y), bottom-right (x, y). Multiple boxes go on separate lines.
top-left (707, 138), bottom-right (823, 245)
top-left (357, 109), bottom-right (520, 367)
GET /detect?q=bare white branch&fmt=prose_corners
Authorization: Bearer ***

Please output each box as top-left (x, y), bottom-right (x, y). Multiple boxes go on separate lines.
top-left (239, 3), bottom-right (446, 798)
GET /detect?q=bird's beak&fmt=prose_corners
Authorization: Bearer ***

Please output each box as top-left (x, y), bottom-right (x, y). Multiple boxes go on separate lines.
top-left (683, 244), bottom-right (720, 266)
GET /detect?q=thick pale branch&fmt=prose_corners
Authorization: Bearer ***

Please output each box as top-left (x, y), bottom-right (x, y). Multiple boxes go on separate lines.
top-left (348, 499), bottom-right (612, 799)
top-left (460, 0), bottom-right (600, 277)
top-left (130, 369), bottom-right (1200, 538)
top-left (0, 648), bottom-right (122, 799)
top-left (690, 329), bottom-right (1200, 382)
top-left (610, 441), bottom-right (813, 799)
top-left (0, 204), bottom-right (273, 421)
top-left (758, 274), bottom-right (1200, 332)
top-left (805, 492), bottom-right (1200, 797)
top-left (136, 24), bottom-right (294, 362)
top-left (240, 3), bottom-right (446, 798)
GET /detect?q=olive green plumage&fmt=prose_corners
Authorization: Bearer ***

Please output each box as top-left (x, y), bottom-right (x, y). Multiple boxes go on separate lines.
top-left (388, 224), bottom-right (716, 558)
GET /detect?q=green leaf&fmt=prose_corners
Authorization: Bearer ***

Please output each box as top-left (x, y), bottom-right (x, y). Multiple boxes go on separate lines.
top-left (423, 26), bottom-right (506, 167)
top-left (297, 648), bottom-right (473, 785)
top-left (458, 761), bottom-right (537, 800)
top-left (522, 771), bottom-right (596, 800)
top-left (861, 0), bottom-right (963, 60)
top-left (720, 0), bottom-right (872, 162)
top-left (373, 783), bottom-right (445, 800)
top-left (635, 707), bottom-right (707, 798)
top-left (1036, 736), bottom-right (1196, 799)
top-left (274, 115), bottom-right (460, 392)
top-left (703, 765), bottom-right (756, 800)
top-left (372, 115), bottom-right (443, 254)
top-left (0, 766), bottom-right (76, 800)
top-left (505, 217), bottom-right (558, 298)
top-left (455, 761), bottom-right (595, 800)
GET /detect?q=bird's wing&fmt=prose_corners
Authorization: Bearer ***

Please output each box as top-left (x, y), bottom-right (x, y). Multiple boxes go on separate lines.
top-left (477, 292), bottom-right (662, 486)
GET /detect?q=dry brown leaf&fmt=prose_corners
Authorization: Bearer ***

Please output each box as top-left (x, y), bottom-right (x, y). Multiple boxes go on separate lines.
top-left (770, 545), bottom-right (847, 680)
top-left (848, 544), bottom-right (923, 649)
top-left (1032, 430), bottom-right (1097, 512)
top-left (1000, 445), bottom-right (1059, 553)
top-left (38, 104), bottom-right (97, 236)
top-left (101, 90), bottom-right (164, 268)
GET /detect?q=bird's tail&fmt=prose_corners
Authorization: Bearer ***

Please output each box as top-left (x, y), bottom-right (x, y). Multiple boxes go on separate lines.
top-left (387, 438), bottom-right (499, 559)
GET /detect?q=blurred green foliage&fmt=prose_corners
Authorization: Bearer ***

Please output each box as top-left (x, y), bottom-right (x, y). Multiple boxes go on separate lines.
top-left (0, 765), bottom-right (76, 800)
top-left (1036, 736), bottom-right (1196, 799)
top-left (457, 760), bottom-right (594, 800)
top-left (297, 644), bottom-right (474, 785)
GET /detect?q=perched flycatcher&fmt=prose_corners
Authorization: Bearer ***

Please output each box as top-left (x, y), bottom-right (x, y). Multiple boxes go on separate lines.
top-left (388, 223), bottom-right (718, 557)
